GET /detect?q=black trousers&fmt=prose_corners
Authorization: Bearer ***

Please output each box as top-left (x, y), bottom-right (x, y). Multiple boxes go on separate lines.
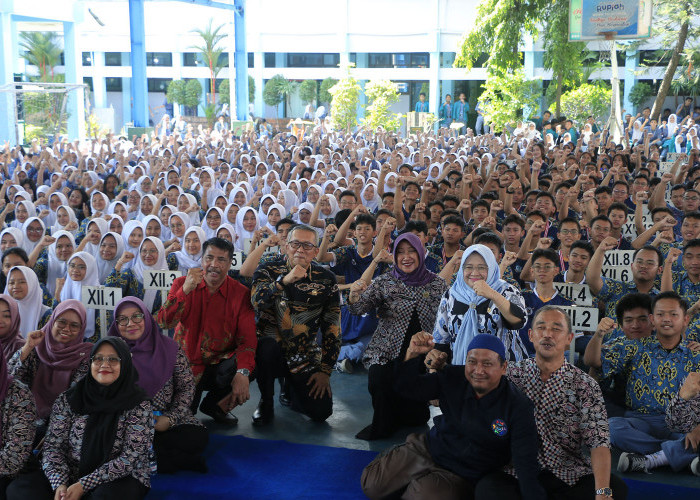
top-left (190, 357), bottom-right (250, 414)
top-left (473, 470), bottom-right (628, 500)
top-left (6, 470), bottom-right (148, 500)
top-left (154, 424), bottom-right (209, 474)
top-left (368, 362), bottom-right (430, 434)
top-left (255, 336), bottom-right (333, 422)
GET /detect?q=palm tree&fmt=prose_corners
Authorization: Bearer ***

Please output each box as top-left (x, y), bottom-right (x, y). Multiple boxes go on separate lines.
top-left (191, 20), bottom-right (227, 109)
top-left (19, 32), bottom-right (62, 82)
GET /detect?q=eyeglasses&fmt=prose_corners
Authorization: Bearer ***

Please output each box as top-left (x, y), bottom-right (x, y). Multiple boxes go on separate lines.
top-left (91, 355), bottom-right (121, 366)
top-left (69, 263), bottom-right (87, 271)
top-left (171, 223), bottom-right (184, 229)
top-left (55, 318), bottom-right (81, 332)
top-left (115, 313), bottom-right (145, 326)
top-left (532, 265), bottom-right (556, 271)
top-left (684, 196), bottom-right (700, 201)
top-left (633, 259), bottom-right (658, 268)
top-left (27, 227), bottom-right (44, 233)
top-left (140, 249), bottom-right (158, 256)
top-left (559, 229), bottom-right (579, 235)
top-left (612, 189), bottom-right (627, 195)
top-left (288, 240), bottom-right (316, 251)
top-left (463, 265), bottom-right (489, 273)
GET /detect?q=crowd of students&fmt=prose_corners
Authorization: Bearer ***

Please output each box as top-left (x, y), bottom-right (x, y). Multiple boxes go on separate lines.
top-left (0, 105), bottom-right (698, 499)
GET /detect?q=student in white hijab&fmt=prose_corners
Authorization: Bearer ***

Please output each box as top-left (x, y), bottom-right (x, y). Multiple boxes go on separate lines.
top-left (168, 212), bottom-right (190, 244)
top-left (234, 207), bottom-right (260, 252)
top-left (216, 223), bottom-right (237, 245)
top-left (137, 194), bottom-right (159, 221)
top-left (4, 266), bottom-right (51, 337)
top-left (96, 232), bottom-right (125, 283)
top-left (264, 203), bottom-right (286, 233)
top-left (80, 218), bottom-right (109, 259)
top-left (171, 226), bottom-right (205, 273)
top-left (10, 200), bottom-right (37, 229)
top-left (90, 191), bottom-right (110, 215)
top-left (43, 230), bottom-right (76, 296)
top-left (258, 194), bottom-right (276, 228)
top-left (360, 184), bottom-right (382, 211)
top-left (50, 205), bottom-right (79, 235)
top-left (0, 228), bottom-right (24, 252)
top-left (45, 192), bottom-right (69, 228)
top-left (59, 252), bottom-right (100, 339)
top-left (21, 217), bottom-right (46, 255)
top-left (177, 193), bottom-right (201, 225)
top-left (142, 215), bottom-right (163, 240)
top-left (203, 207), bottom-right (224, 240)
top-left (121, 220), bottom-right (144, 270)
top-left (277, 189), bottom-right (299, 216)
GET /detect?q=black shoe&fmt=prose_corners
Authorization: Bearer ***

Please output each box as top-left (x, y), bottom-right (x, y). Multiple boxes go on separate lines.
top-left (252, 400), bottom-right (274, 426)
top-left (355, 424), bottom-right (394, 441)
top-left (199, 400), bottom-right (238, 426)
top-left (279, 379), bottom-right (292, 407)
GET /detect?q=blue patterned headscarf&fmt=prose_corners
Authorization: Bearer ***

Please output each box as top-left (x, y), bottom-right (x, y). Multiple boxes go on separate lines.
top-left (450, 244), bottom-right (509, 364)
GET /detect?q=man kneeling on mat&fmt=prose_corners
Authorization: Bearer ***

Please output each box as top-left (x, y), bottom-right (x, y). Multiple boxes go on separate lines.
top-left (361, 333), bottom-right (545, 500)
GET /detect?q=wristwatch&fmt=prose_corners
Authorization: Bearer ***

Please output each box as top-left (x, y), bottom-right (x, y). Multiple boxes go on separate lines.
top-left (595, 487), bottom-right (612, 497)
top-left (236, 368), bottom-right (250, 377)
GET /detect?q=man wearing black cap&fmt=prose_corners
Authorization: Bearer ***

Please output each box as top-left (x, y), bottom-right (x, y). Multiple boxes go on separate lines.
top-left (361, 333), bottom-right (545, 500)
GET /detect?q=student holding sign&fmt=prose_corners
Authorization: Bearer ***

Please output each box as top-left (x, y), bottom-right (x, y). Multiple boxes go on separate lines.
top-left (587, 239), bottom-right (661, 322)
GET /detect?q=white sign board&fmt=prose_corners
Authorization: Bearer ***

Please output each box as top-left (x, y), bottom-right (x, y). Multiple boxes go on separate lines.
top-left (81, 286), bottom-right (123, 340)
top-left (603, 250), bottom-right (636, 268)
top-left (659, 162), bottom-right (675, 174)
top-left (667, 153), bottom-right (682, 162)
top-left (230, 251), bottom-right (243, 271)
top-left (560, 306), bottom-right (599, 332)
top-left (554, 282), bottom-right (593, 307)
top-left (601, 265), bottom-right (633, 282)
top-left (144, 270), bottom-right (182, 290)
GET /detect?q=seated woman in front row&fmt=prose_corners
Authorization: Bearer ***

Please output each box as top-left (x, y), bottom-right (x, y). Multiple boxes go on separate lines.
top-left (6, 337), bottom-right (154, 500)
top-left (108, 297), bottom-right (208, 473)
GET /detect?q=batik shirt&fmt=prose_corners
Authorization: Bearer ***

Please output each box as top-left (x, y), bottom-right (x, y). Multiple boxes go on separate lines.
top-left (669, 271), bottom-right (700, 306)
top-left (597, 278), bottom-right (659, 322)
top-left (251, 255), bottom-right (341, 375)
top-left (507, 359), bottom-right (610, 485)
top-left (42, 393), bottom-right (153, 492)
top-left (601, 336), bottom-right (700, 414)
top-left (665, 392), bottom-right (700, 433)
top-left (0, 380), bottom-right (36, 477)
top-left (150, 346), bottom-right (203, 428)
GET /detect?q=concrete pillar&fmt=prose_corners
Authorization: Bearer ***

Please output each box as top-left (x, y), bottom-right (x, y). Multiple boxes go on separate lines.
top-left (623, 48), bottom-right (638, 115)
top-left (0, 12), bottom-right (16, 144)
top-left (171, 51), bottom-right (182, 118)
top-left (128, 0), bottom-right (148, 127)
top-left (63, 21), bottom-right (86, 140)
top-left (92, 52), bottom-right (107, 108)
top-left (253, 51), bottom-right (263, 118)
top-left (233, 0), bottom-right (248, 121)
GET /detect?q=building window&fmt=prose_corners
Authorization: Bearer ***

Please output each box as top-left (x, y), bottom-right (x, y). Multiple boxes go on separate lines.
top-left (105, 77), bottom-right (122, 92)
top-left (639, 50), bottom-right (670, 67)
top-left (147, 52), bottom-right (172, 67)
top-left (264, 53), bottom-right (276, 68)
top-left (248, 53), bottom-right (254, 68)
top-left (148, 78), bottom-right (171, 92)
top-left (286, 53), bottom-right (340, 68)
top-left (218, 53), bottom-right (229, 68)
top-left (105, 52), bottom-right (122, 67)
top-left (440, 52), bottom-right (455, 68)
top-left (83, 77), bottom-right (93, 92)
top-left (82, 52), bottom-right (92, 66)
top-left (183, 53), bottom-right (200, 67)
top-left (367, 53), bottom-right (430, 69)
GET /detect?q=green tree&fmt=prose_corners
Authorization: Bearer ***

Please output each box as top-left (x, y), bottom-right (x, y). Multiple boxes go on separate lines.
top-left (249, 75), bottom-right (255, 103)
top-left (329, 68), bottom-right (360, 133)
top-left (191, 20), bottom-right (227, 108)
top-left (263, 74), bottom-right (295, 118)
top-left (185, 79), bottom-right (202, 114)
top-left (219, 79), bottom-right (230, 105)
top-left (299, 80), bottom-right (317, 104)
top-left (362, 80), bottom-right (402, 132)
top-left (629, 82), bottom-right (652, 108)
top-left (650, 0), bottom-right (700, 120)
top-left (480, 69), bottom-right (542, 132)
top-left (19, 31), bottom-right (62, 82)
top-left (560, 83), bottom-right (612, 126)
top-left (166, 80), bottom-right (187, 114)
top-left (320, 78), bottom-right (338, 104)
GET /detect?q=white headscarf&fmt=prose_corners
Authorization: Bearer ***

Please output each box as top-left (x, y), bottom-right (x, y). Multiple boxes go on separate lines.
top-left (168, 212), bottom-right (191, 243)
top-left (216, 223), bottom-right (237, 244)
top-left (4, 266), bottom-right (48, 338)
top-left (178, 193), bottom-right (200, 225)
top-left (360, 184), bottom-right (381, 211)
top-left (89, 191), bottom-right (110, 214)
top-left (141, 214), bottom-right (163, 240)
top-left (50, 205), bottom-right (79, 235)
top-left (258, 194), bottom-right (277, 227)
top-left (96, 232), bottom-right (125, 283)
top-left (83, 218), bottom-right (109, 259)
top-left (203, 207), bottom-right (224, 240)
top-left (0, 227), bottom-right (24, 251)
top-left (45, 192), bottom-right (69, 227)
top-left (174, 226), bottom-right (205, 272)
top-left (265, 203), bottom-right (287, 233)
top-left (234, 207), bottom-right (259, 252)
top-left (667, 114), bottom-right (679, 137)
top-left (46, 230), bottom-right (75, 296)
top-left (131, 236), bottom-right (168, 311)
top-left (121, 220), bottom-right (144, 270)
top-left (21, 217), bottom-right (46, 255)
top-left (11, 200), bottom-right (37, 229)
top-left (61, 252), bottom-right (99, 338)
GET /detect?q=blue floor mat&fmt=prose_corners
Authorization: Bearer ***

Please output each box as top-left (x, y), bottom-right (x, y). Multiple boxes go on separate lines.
top-left (148, 434), bottom-right (377, 500)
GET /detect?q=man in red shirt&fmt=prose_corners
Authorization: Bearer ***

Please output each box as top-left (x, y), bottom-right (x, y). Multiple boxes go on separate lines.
top-left (158, 237), bottom-right (257, 425)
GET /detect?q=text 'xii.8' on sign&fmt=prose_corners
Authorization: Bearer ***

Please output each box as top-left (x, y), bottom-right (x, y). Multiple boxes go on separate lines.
top-left (602, 250), bottom-right (635, 267)
top-left (144, 270), bottom-right (182, 290)
top-left (81, 286), bottom-right (122, 309)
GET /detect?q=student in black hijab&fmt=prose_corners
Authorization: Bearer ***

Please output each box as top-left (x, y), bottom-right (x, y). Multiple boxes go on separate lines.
top-left (7, 337), bottom-right (154, 500)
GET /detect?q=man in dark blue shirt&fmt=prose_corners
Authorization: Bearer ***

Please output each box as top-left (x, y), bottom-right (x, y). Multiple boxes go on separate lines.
top-left (361, 334), bottom-right (545, 500)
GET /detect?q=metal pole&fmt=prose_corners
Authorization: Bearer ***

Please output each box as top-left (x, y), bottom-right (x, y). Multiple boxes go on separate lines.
top-left (234, 0), bottom-right (249, 122)
top-left (129, 0), bottom-right (149, 128)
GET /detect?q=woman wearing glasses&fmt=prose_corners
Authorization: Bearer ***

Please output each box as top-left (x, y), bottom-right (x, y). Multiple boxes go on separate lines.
top-left (106, 237), bottom-right (169, 315)
top-left (432, 244), bottom-right (528, 364)
top-left (7, 337), bottom-right (153, 500)
top-left (7, 300), bottom-right (91, 428)
top-left (109, 297), bottom-right (208, 473)
top-left (57, 252), bottom-right (101, 341)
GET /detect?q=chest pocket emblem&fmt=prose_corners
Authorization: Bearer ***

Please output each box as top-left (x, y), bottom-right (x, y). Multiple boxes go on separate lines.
top-left (492, 418), bottom-right (508, 437)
